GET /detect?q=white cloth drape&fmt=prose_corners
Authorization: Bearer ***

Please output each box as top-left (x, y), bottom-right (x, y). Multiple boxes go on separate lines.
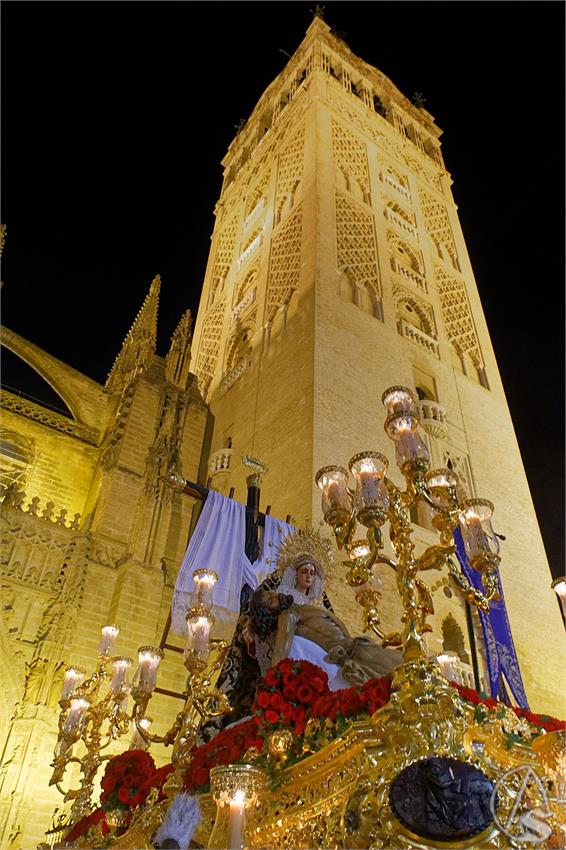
top-left (171, 490), bottom-right (246, 634)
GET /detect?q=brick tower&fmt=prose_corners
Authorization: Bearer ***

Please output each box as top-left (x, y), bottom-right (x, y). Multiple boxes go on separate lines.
top-left (190, 16), bottom-right (566, 715)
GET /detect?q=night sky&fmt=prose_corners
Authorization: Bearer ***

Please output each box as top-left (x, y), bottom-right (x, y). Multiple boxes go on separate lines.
top-left (1, 2), bottom-right (564, 578)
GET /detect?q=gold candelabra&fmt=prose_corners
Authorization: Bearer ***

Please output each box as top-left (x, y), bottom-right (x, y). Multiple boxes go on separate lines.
top-left (316, 385), bottom-right (501, 661)
top-left (49, 626), bottom-right (132, 822)
top-left (130, 569), bottom-right (231, 795)
top-left (49, 570), bottom-right (231, 824)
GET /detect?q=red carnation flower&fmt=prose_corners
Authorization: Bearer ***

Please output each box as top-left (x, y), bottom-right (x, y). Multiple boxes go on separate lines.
top-left (270, 692), bottom-right (283, 709)
top-left (264, 668), bottom-right (280, 687)
top-left (278, 658), bottom-right (294, 674)
top-left (282, 672), bottom-right (298, 687)
top-left (117, 785), bottom-right (131, 804)
top-left (264, 708), bottom-right (280, 725)
top-left (256, 690), bottom-right (271, 709)
top-left (311, 675), bottom-right (327, 694)
top-left (283, 684), bottom-right (298, 701)
top-left (280, 700), bottom-right (293, 720)
top-left (297, 684), bottom-right (314, 704)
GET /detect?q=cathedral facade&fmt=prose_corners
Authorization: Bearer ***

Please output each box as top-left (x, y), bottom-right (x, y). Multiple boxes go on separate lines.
top-left (1, 15), bottom-right (564, 850)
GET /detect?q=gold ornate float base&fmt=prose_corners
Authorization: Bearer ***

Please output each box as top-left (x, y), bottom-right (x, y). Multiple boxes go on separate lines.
top-left (76, 661), bottom-right (561, 849)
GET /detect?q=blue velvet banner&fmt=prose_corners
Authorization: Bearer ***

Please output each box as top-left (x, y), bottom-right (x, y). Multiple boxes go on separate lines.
top-left (454, 528), bottom-right (529, 708)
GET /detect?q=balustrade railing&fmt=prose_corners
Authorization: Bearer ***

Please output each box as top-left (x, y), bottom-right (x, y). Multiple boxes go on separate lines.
top-left (219, 359), bottom-right (248, 396)
top-left (391, 257), bottom-right (427, 293)
top-left (237, 235), bottom-right (262, 269)
top-left (416, 399), bottom-right (448, 439)
top-left (381, 171), bottom-right (412, 202)
top-left (231, 287), bottom-right (257, 325)
top-left (385, 207), bottom-right (418, 241)
top-left (397, 318), bottom-right (439, 357)
top-left (207, 448), bottom-right (234, 478)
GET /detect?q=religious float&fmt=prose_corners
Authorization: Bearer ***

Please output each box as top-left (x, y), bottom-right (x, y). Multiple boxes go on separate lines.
top-left (43, 387), bottom-right (566, 849)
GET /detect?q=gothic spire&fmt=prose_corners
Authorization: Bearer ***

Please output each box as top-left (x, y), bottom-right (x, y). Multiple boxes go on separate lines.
top-left (105, 274), bottom-right (161, 392)
top-left (165, 308), bottom-right (193, 390)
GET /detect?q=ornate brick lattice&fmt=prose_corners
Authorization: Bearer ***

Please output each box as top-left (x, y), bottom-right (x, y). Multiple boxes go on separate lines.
top-left (275, 124), bottom-right (305, 220)
top-left (195, 298), bottom-right (226, 397)
top-left (335, 192), bottom-right (380, 300)
top-left (210, 216), bottom-right (237, 298)
top-left (245, 167), bottom-right (271, 218)
top-left (266, 206), bottom-right (302, 322)
top-left (332, 120), bottom-right (370, 200)
top-left (418, 189), bottom-right (459, 267)
top-left (325, 87), bottom-right (444, 193)
top-left (434, 266), bottom-right (483, 365)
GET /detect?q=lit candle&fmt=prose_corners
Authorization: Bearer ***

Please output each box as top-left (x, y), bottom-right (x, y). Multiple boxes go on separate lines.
top-left (63, 697), bottom-right (90, 735)
top-left (110, 656), bottom-right (132, 694)
top-left (135, 647), bottom-right (163, 693)
top-left (60, 666), bottom-right (86, 700)
top-left (98, 625), bottom-right (119, 657)
top-left (358, 463), bottom-right (379, 505)
top-left (326, 480), bottom-right (341, 505)
top-left (228, 790), bottom-right (246, 850)
top-left (186, 611), bottom-right (212, 659)
top-left (463, 513), bottom-right (489, 557)
top-left (391, 420), bottom-right (429, 468)
top-left (193, 569), bottom-right (218, 608)
top-left (129, 717), bottom-right (152, 751)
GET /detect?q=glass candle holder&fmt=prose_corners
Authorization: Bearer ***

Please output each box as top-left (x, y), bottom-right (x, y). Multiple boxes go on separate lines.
top-left (133, 646), bottom-right (164, 694)
top-left (349, 452), bottom-right (389, 527)
top-left (98, 625), bottom-right (120, 657)
top-left (426, 467), bottom-right (459, 508)
top-left (186, 607), bottom-right (214, 661)
top-left (315, 465), bottom-right (351, 525)
top-left (382, 385), bottom-right (417, 417)
top-left (60, 665), bottom-right (86, 700)
top-left (551, 577), bottom-right (566, 619)
top-left (192, 569), bottom-right (218, 608)
top-left (384, 414), bottom-right (429, 470)
top-left (209, 764), bottom-right (266, 850)
top-left (110, 656), bottom-right (133, 694)
top-left (129, 716), bottom-right (152, 751)
top-left (459, 499), bottom-right (499, 563)
top-left (349, 539), bottom-right (371, 561)
top-left (62, 697), bottom-right (90, 736)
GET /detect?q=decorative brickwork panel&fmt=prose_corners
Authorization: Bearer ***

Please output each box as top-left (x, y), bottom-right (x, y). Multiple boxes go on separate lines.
top-left (195, 299), bottom-right (226, 397)
top-left (211, 216), bottom-right (237, 297)
top-left (275, 125), bottom-right (305, 221)
top-left (332, 121), bottom-right (370, 199)
top-left (434, 266), bottom-right (483, 365)
top-left (266, 207), bottom-right (302, 322)
top-left (245, 167), bottom-right (271, 218)
top-left (418, 189), bottom-right (459, 267)
top-left (335, 192), bottom-right (380, 299)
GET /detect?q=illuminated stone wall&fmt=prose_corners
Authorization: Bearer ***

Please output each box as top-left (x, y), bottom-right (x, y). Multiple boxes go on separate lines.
top-left (0, 294), bottom-right (208, 849)
top-left (190, 17), bottom-right (566, 717)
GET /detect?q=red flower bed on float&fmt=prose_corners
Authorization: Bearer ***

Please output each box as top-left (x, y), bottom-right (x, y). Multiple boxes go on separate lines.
top-left (65, 751), bottom-right (174, 842)
top-left (65, 661), bottom-right (565, 841)
top-left (450, 681), bottom-right (566, 733)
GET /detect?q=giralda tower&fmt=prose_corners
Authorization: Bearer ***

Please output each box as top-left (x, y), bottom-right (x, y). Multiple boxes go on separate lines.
top-left (190, 17), bottom-right (565, 714)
